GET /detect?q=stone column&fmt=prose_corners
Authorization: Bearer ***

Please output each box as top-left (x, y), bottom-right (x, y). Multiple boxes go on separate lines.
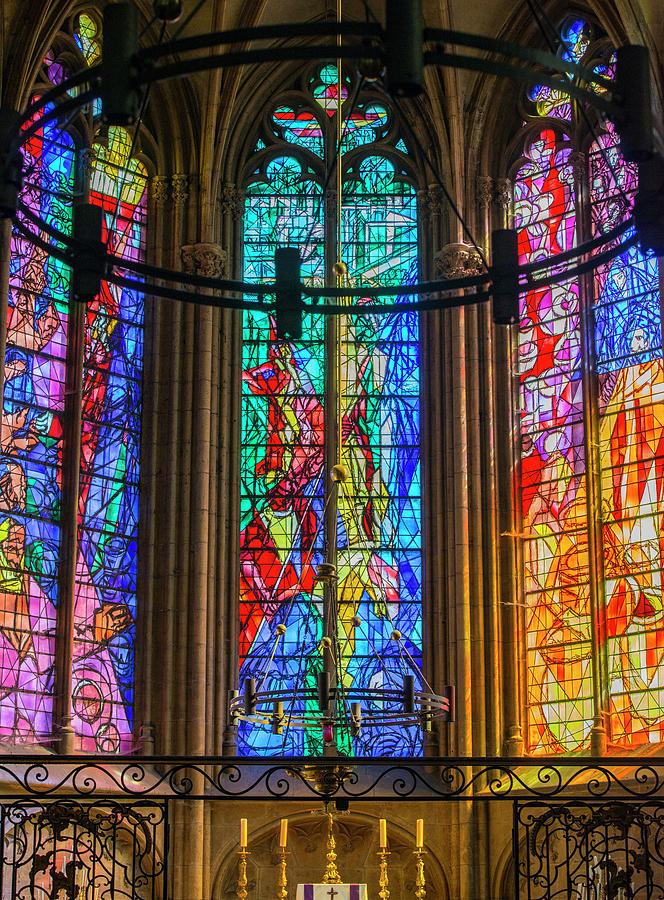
top-left (438, 243), bottom-right (490, 761)
top-left (216, 184), bottom-right (244, 756)
top-left (157, 239), bottom-right (227, 900)
top-left (478, 174), bottom-right (524, 758)
top-left (476, 176), bottom-right (493, 256)
top-left (134, 174), bottom-right (170, 756)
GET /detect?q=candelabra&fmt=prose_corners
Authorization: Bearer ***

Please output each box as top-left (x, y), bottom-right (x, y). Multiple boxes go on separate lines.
top-left (237, 848), bottom-right (250, 900)
top-left (322, 815), bottom-right (342, 884)
top-left (277, 847), bottom-right (289, 900)
top-left (413, 848), bottom-right (426, 899)
top-left (377, 847), bottom-right (390, 900)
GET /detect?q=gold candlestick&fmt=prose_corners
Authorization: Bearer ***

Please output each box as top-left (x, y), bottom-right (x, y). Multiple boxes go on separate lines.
top-left (413, 849), bottom-right (426, 899)
top-left (321, 813), bottom-right (342, 884)
top-left (277, 847), bottom-right (289, 900)
top-left (237, 848), bottom-right (250, 900)
top-left (377, 848), bottom-right (390, 900)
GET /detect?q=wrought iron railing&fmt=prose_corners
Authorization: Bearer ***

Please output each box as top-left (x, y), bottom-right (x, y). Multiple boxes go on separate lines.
top-left (0, 755), bottom-right (660, 801)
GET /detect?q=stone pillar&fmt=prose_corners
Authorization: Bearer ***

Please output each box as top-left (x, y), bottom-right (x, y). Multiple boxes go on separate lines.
top-left (476, 176), bottom-right (493, 256)
top-left (476, 175), bottom-right (524, 758)
top-left (157, 239), bottom-right (228, 900)
top-left (216, 184), bottom-right (244, 755)
top-left (134, 175), bottom-right (170, 752)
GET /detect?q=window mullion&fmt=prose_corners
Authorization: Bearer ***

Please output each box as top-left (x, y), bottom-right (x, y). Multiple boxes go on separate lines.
top-left (53, 267), bottom-right (84, 755)
top-left (574, 147), bottom-right (610, 753)
top-left (53, 144), bottom-right (89, 754)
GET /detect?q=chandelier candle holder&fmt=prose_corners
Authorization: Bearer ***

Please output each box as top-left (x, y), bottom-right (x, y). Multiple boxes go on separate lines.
top-left (413, 819), bottom-right (426, 900)
top-left (237, 818), bottom-right (250, 900)
top-left (377, 819), bottom-right (390, 900)
top-left (278, 819), bottom-right (289, 900)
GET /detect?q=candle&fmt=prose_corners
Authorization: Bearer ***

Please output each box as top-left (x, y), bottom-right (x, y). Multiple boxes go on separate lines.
top-left (416, 818), bottom-right (423, 848)
top-left (379, 819), bottom-right (387, 848)
top-left (280, 818), bottom-right (288, 847)
top-left (240, 818), bottom-right (247, 848)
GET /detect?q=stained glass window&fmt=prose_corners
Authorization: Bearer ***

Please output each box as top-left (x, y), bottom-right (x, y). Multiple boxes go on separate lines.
top-left (239, 66), bottom-right (421, 757)
top-left (516, 17), bottom-right (664, 751)
top-left (2, 111), bottom-right (74, 740)
top-left (74, 128), bottom-right (146, 752)
top-left (0, 15), bottom-right (145, 750)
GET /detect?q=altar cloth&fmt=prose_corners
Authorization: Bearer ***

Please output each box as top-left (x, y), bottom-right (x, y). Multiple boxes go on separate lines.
top-left (296, 885), bottom-right (368, 900)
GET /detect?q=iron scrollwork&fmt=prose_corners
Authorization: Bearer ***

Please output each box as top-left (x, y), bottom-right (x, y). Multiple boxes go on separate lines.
top-left (0, 757), bottom-right (661, 801)
top-left (514, 800), bottom-right (664, 899)
top-left (0, 799), bottom-right (166, 900)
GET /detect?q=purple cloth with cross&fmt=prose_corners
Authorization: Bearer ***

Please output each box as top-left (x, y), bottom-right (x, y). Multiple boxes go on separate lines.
top-left (296, 885), bottom-right (368, 900)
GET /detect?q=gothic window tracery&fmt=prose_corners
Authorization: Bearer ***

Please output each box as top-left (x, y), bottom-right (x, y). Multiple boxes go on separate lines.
top-left (239, 64), bottom-right (422, 757)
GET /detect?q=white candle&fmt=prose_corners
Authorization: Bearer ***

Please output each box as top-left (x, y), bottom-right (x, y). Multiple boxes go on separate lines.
top-left (379, 819), bottom-right (387, 848)
top-left (416, 818), bottom-right (423, 848)
top-left (240, 818), bottom-right (247, 848)
top-left (280, 818), bottom-right (288, 848)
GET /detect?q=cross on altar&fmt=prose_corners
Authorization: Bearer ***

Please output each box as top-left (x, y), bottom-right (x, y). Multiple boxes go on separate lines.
top-left (296, 884), bottom-right (368, 899)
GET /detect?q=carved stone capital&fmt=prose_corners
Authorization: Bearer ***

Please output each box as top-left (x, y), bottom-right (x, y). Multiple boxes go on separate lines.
top-left (171, 173), bottom-right (190, 205)
top-left (81, 147), bottom-right (99, 182)
top-left (476, 175), bottom-right (494, 207)
top-left (568, 150), bottom-right (586, 181)
top-left (494, 178), bottom-right (512, 209)
top-left (219, 183), bottom-right (245, 220)
top-left (180, 242), bottom-right (227, 278)
top-left (435, 241), bottom-right (484, 278)
top-left (425, 187), bottom-right (444, 217)
top-left (149, 175), bottom-right (170, 205)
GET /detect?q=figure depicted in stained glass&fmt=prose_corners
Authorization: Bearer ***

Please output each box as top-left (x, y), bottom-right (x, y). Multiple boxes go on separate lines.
top-left (240, 337), bottom-right (324, 665)
top-left (72, 126), bottom-right (146, 751)
top-left (239, 66), bottom-right (421, 757)
top-left (600, 329), bottom-right (664, 743)
top-left (0, 518), bottom-right (53, 736)
top-left (518, 16), bottom-right (664, 752)
top-left (0, 25), bottom-right (145, 747)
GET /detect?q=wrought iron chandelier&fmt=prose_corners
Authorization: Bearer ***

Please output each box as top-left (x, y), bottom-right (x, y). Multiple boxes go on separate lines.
top-left (0, 0), bottom-right (658, 321)
top-left (0, 0), bottom-right (661, 751)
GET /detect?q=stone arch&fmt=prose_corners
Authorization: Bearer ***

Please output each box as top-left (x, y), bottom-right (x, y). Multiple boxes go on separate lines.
top-left (211, 810), bottom-right (449, 900)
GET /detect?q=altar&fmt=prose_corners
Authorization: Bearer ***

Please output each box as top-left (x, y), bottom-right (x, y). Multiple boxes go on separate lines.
top-left (296, 886), bottom-right (368, 900)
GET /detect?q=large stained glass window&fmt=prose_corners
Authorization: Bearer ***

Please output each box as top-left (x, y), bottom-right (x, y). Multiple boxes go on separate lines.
top-left (74, 127), bottom-right (146, 752)
top-left (516, 17), bottom-right (664, 751)
top-left (0, 12), bottom-right (145, 750)
top-left (239, 66), bottom-right (421, 756)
